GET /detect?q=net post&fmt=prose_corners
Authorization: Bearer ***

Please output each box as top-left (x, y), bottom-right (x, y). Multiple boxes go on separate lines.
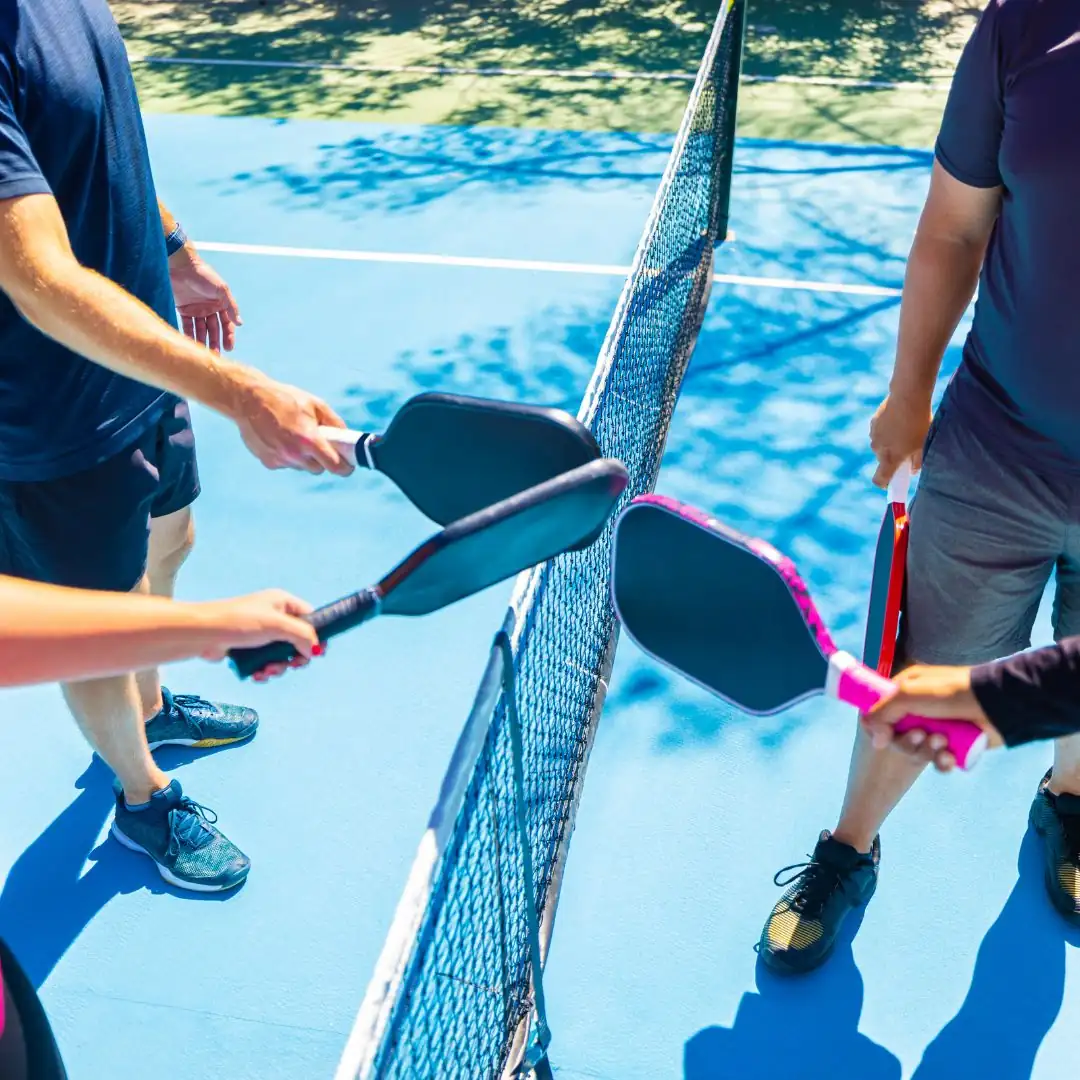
top-left (494, 629), bottom-right (553, 1079)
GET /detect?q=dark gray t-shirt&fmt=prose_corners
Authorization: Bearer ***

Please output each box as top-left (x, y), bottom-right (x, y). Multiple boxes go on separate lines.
top-left (936, 0), bottom-right (1080, 471)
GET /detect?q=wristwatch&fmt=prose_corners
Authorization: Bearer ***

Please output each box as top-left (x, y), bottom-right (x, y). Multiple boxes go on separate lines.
top-left (165, 223), bottom-right (188, 257)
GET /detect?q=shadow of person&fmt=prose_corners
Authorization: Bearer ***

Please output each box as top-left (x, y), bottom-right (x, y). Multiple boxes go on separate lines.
top-left (911, 829), bottom-right (1080, 1080)
top-left (683, 910), bottom-right (901, 1080)
top-left (0, 747), bottom-right (245, 989)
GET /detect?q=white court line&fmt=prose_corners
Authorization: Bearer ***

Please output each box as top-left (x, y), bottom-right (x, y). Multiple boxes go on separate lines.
top-left (194, 239), bottom-right (903, 297)
top-left (129, 54), bottom-right (947, 91)
top-left (743, 73), bottom-right (947, 91)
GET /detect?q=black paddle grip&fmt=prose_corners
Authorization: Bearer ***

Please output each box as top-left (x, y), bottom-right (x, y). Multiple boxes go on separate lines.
top-left (228, 588), bottom-right (381, 679)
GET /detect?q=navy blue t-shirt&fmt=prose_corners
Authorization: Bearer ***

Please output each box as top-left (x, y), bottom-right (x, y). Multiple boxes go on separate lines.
top-left (936, 0), bottom-right (1080, 471)
top-left (0, 0), bottom-right (175, 482)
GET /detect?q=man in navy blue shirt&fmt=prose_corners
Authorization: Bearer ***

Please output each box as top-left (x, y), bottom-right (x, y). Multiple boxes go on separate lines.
top-left (758, 0), bottom-right (1080, 973)
top-left (0, 0), bottom-right (353, 893)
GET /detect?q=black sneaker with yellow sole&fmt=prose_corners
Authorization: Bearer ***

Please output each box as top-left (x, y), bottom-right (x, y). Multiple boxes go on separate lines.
top-left (758, 830), bottom-right (880, 975)
top-left (1029, 769), bottom-right (1080, 925)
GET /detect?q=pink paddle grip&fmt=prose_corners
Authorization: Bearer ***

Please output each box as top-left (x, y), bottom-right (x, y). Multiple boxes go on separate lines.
top-left (836, 661), bottom-right (986, 770)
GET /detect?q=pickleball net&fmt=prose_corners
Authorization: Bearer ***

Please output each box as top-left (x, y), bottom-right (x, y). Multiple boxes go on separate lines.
top-left (335, 3), bottom-right (746, 1076)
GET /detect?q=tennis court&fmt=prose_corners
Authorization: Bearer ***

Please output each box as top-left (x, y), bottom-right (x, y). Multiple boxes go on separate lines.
top-left (1, 2), bottom-right (1077, 1078)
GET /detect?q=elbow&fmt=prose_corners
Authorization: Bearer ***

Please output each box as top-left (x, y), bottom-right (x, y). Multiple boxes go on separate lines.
top-left (910, 230), bottom-right (987, 280)
top-left (2, 255), bottom-right (77, 332)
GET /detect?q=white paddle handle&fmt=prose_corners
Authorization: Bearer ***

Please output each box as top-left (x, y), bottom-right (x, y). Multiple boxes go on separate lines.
top-left (887, 460), bottom-right (912, 505)
top-left (318, 426), bottom-right (363, 468)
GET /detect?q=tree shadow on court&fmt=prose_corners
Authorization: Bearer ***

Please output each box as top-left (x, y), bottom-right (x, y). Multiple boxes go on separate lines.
top-left (112, 0), bottom-right (724, 130)
top-left (746, 0), bottom-right (980, 84)
top-left (112, 0), bottom-right (979, 136)
top-left (220, 125), bottom-right (670, 217)
top-left (683, 910), bottom-right (901, 1080)
top-left (346, 270), bottom-right (911, 756)
top-left (908, 830), bottom-right (1080, 1080)
top-left (0, 750), bottom-right (243, 989)
top-left (273, 124), bottom-right (929, 756)
top-left (311, 139), bottom-right (921, 753)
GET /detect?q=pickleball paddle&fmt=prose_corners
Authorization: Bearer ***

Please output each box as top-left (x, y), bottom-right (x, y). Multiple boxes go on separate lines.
top-left (229, 457), bottom-right (629, 678)
top-left (862, 461), bottom-right (912, 677)
top-left (610, 495), bottom-right (988, 770)
top-left (319, 392), bottom-right (602, 530)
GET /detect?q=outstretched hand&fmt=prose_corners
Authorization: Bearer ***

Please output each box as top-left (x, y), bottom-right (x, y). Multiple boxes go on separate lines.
top-left (862, 664), bottom-right (1002, 772)
top-left (198, 589), bottom-right (323, 681)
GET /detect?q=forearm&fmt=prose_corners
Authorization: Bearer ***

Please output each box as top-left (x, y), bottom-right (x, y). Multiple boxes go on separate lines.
top-left (157, 198), bottom-right (178, 236)
top-left (0, 576), bottom-right (228, 686)
top-left (971, 638), bottom-right (1080, 747)
top-left (158, 197), bottom-right (192, 265)
top-left (890, 230), bottom-right (985, 402)
top-left (14, 249), bottom-right (249, 415)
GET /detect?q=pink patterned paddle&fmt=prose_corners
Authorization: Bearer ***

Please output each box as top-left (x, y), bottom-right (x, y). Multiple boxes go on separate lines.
top-left (611, 494), bottom-right (987, 770)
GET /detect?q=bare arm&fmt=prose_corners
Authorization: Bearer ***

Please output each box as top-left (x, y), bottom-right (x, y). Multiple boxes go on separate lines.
top-left (0, 575), bottom-right (317, 687)
top-left (870, 163), bottom-right (1003, 485)
top-left (862, 637), bottom-right (1080, 772)
top-left (0, 193), bottom-right (247, 410)
top-left (890, 161), bottom-right (1002, 403)
top-left (158, 197), bottom-right (178, 237)
top-left (0, 193), bottom-right (349, 474)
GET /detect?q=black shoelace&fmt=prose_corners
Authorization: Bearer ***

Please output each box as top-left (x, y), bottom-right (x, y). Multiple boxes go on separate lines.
top-left (772, 856), bottom-right (854, 916)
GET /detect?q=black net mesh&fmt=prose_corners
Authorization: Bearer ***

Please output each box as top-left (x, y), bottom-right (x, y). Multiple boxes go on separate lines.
top-left (362, 4), bottom-right (746, 1076)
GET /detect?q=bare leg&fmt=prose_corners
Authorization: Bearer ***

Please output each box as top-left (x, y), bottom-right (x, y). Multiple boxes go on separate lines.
top-left (61, 579), bottom-right (168, 805)
top-left (1048, 734), bottom-right (1080, 796)
top-left (134, 507), bottom-right (194, 720)
top-left (61, 509), bottom-right (192, 805)
top-left (832, 725), bottom-right (927, 854)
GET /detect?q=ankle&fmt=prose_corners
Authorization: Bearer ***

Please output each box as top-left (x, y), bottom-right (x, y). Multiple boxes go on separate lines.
top-left (830, 825), bottom-right (876, 856)
top-left (122, 770), bottom-right (170, 807)
top-left (1047, 771), bottom-right (1080, 798)
top-left (142, 695), bottom-right (165, 722)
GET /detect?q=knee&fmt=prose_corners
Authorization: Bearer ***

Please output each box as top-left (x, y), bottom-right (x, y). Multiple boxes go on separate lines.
top-left (151, 507), bottom-right (195, 577)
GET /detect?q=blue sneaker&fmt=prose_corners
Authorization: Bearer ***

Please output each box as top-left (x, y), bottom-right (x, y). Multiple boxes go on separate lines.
top-left (144, 687), bottom-right (259, 751)
top-left (111, 780), bottom-right (250, 892)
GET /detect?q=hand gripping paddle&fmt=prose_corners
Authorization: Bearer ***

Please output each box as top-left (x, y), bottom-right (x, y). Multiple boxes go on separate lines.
top-left (610, 495), bottom-right (988, 770)
top-left (320, 392), bottom-right (602, 530)
top-left (229, 458), bottom-right (629, 679)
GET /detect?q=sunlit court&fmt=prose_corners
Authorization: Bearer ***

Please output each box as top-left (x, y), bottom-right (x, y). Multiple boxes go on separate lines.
top-left (1, 2), bottom-right (1078, 1078)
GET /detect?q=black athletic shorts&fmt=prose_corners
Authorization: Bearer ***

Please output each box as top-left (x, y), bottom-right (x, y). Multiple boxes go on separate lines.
top-left (0, 398), bottom-right (200, 593)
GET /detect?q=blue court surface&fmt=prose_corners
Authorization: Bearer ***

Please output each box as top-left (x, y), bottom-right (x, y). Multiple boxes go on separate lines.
top-left (0, 110), bottom-right (1074, 1080)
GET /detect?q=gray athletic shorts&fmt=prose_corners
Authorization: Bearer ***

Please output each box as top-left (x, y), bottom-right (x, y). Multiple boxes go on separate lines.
top-left (898, 395), bottom-right (1080, 666)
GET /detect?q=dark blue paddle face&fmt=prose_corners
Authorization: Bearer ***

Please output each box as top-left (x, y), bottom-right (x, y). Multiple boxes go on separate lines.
top-left (229, 458), bottom-right (629, 678)
top-left (611, 502), bottom-right (828, 714)
top-left (374, 393), bottom-right (603, 530)
top-left (383, 457), bottom-right (629, 616)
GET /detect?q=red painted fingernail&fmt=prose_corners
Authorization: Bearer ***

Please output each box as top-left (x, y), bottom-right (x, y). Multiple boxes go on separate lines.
top-left (311, 644), bottom-right (325, 657)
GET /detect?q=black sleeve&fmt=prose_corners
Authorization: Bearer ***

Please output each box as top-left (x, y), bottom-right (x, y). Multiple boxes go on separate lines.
top-left (970, 637), bottom-right (1080, 747)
